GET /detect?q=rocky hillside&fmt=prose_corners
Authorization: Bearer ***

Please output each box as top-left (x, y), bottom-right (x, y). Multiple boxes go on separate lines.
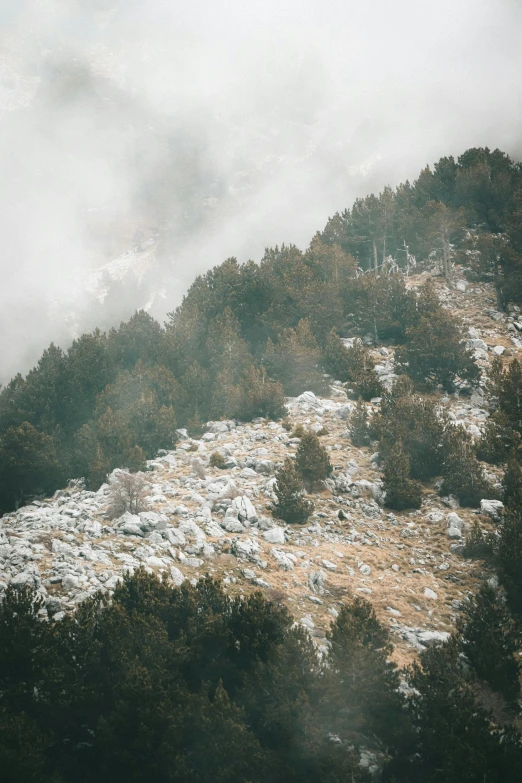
top-left (1, 269), bottom-right (518, 664)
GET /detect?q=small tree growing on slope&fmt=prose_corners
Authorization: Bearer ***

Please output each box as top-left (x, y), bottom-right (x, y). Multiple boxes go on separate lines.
top-left (107, 470), bottom-right (150, 519)
top-left (273, 458), bottom-right (314, 524)
top-left (295, 431), bottom-right (333, 490)
top-left (383, 441), bottom-right (422, 511)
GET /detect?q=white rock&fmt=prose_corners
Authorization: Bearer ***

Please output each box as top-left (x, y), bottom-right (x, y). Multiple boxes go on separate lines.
top-left (423, 588), bottom-right (438, 600)
top-left (417, 630), bottom-right (450, 646)
top-left (231, 495), bottom-right (258, 523)
top-left (480, 499), bottom-right (504, 520)
top-left (170, 566), bottom-right (185, 586)
top-left (271, 548), bottom-right (297, 570)
top-left (493, 345), bottom-right (505, 356)
top-left (232, 538), bottom-right (260, 560)
top-left (164, 528), bottom-right (187, 546)
top-left (359, 564), bottom-right (372, 576)
top-left (446, 512), bottom-right (463, 532)
top-left (262, 527), bottom-right (286, 544)
top-left (62, 574), bottom-right (80, 591)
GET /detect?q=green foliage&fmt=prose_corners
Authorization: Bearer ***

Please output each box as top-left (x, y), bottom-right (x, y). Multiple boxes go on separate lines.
top-left (457, 584), bottom-right (521, 704)
top-left (295, 431), bottom-right (333, 490)
top-left (0, 571), bottom-right (379, 783)
top-left (497, 506), bottom-right (522, 613)
top-left (404, 639), bottom-right (522, 783)
top-left (476, 411), bottom-right (521, 465)
top-left (502, 456), bottom-right (522, 509)
top-left (462, 520), bottom-right (494, 560)
top-left (264, 319), bottom-right (329, 397)
top-left (0, 421), bottom-right (64, 510)
top-left (325, 597), bottom-right (409, 750)
top-left (231, 365), bottom-right (287, 422)
top-left (273, 457), bottom-right (314, 524)
top-left (374, 393), bottom-right (446, 480)
top-left (349, 399), bottom-right (371, 446)
top-left (395, 290), bottom-right (479, 391)
top-left (209, 451), bottom-right (227, 469)
top-left (441, 427), bottom-right (498, 507)
top-left (383, 442), bottom-right (422, 511)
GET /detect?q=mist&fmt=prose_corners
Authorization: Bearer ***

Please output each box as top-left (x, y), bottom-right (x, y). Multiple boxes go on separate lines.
top-left (1, 0), bottom-right (522, 383)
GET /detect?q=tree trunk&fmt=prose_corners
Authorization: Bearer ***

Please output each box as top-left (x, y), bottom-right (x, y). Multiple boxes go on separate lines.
top-left (373, 240), bottom-right (378, 276)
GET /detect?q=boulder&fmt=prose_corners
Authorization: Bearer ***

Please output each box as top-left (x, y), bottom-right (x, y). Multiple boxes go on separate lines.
top-left (480, 499), bottom-right (504, 521)
top-left (231, 495), bottom-right (258, 523)
top-left (262, 527), bottom-right (286, 544)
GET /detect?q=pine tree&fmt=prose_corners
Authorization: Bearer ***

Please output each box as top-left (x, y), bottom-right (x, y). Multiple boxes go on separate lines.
top-left (476, 411), bottom-right (521, 465)
top-left (383, 442), bottom-right (422, 510)
top-left (231, 365), bottom-right (286, 421)
top-left (496, 506), bottom-right (522, 612)
top-left (395, 305), bottom-right (479, 391)
top-left (349, 398), bottom-right (371, 446)
top-left (457, 583), bottom-right (521, 705)
top-left (407, 639), bottom-right (522, 783)
top-left (441, 427), bottom-right (498, 507)
top-left (273, 458), bottom-right (314, 524)
top-left (502, 456), bottom-right (522, 509)
top-left (264, 319), bottom-right (329, 396)
top-left (325, 597), bottom-right (409, 750)
top-left (295, 431), bottom-right (333, 490)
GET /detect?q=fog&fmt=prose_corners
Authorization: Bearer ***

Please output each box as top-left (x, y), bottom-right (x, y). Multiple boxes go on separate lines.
top-left (1, 0), bottom-right (522, 382)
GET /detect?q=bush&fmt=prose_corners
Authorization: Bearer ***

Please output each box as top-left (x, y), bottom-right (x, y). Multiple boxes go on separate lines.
top-left (462, 521), bottom-right (494, 560)
top-left (209, 451), bottom-right (227, 469)
top-left (341, 339), bottom-right (383, 401)
top-left (106, 470), bottom-right (151, 519)
top-left (295, 431), bottom-right (333, 490)
top-left (273, 458), bottom-right (314, 524)
top-left (383, 442), bottom-right (422, 511)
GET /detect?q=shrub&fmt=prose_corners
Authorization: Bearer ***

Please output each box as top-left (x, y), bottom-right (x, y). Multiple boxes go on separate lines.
top-left (476, 412), bottom-right (521, 465)
top-left (106, 470), bottom-right (150, 519)
top-left (341, 339), bottom-right (383, 401)
top-left (209, 451), bottom-right (227, 469)
top-left (295, 431), bottom-right (333, 489)
top-left (496, 506), bottom-right (522, 612)
top-left (462, 521), bottom-right (494, 560)
top-left (273, 458), bottom-right (314, 524)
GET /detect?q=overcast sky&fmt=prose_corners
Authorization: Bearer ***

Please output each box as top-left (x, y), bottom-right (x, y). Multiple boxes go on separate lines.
top-left (1, 0), bottom-right (522, 381)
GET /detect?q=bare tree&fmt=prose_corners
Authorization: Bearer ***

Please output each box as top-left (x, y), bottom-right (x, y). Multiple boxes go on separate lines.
top-left (106, 470), bottom-right (151, 519)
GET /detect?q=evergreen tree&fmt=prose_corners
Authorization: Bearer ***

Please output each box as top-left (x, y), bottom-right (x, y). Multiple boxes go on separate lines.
top-left (324, 597), bottom-right (410, 751)
top-left (476, 411), bottom-right (521, 465)
top-left (502, 456), bottom-right (522, 509)
top-left (497, 506), bottom-right (522, 613)
top-left (383, 442), bottom-right (422, 511)
top-left (295, 431), bottom-right (333, 490)
top-left (405, 639), bottom-right (522, 783)
top-left (273, 458), bottom-right (314, 524)
top-left (457, 584), bottom-right (521, 705)
top-left (231, 366), bottom-right (286, 422)
top-left (441, 427), bottom-right (498, 507)
top-left (264, 319), bottom-right (329, 397)
top-left (395, 307), bottom-right (479, 391)
top-left (349, 398), bottom-right (371, 446)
